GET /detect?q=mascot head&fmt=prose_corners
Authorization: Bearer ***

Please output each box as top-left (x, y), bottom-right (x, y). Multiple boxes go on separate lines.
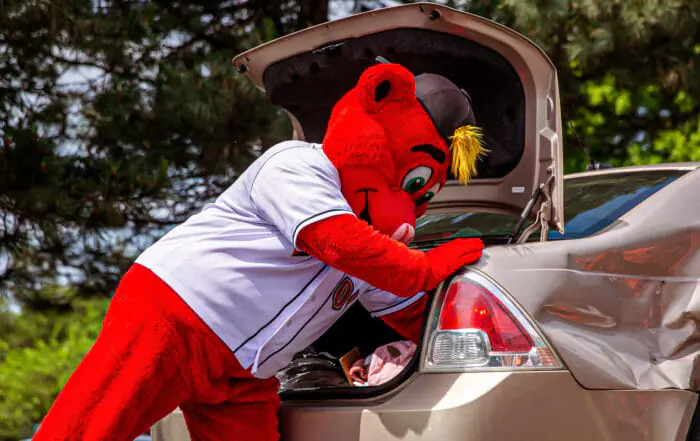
top-left (322, 62), bottom-right (486, 244)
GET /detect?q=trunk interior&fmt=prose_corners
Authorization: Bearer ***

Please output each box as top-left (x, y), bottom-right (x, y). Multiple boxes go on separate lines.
top-left (270, 25), bottom-right (533, 401)
top-left (277, 237), bottom-right (506, 401)
top-left (278, 293), bottom-right (425, 400)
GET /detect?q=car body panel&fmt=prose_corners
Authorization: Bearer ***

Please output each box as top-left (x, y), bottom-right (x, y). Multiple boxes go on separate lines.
top-left (151, 372), bottom-right (697, 441)
top-left (233, 2), bottom-right (565, 231)
top-left (471, 167), bottom-right (700, 390)
top-left (149, 166), bottom-right (700, 439)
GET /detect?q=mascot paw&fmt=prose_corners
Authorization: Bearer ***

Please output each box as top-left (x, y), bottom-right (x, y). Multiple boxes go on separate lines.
top-left (423, 238), bottom-right (484, 290)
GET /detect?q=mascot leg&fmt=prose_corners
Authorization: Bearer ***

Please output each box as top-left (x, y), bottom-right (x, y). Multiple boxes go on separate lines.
top-left (33, 264), bottom-right (280, 441)
top-left (32, 264), bottom-right (193, 440)
top-left (180, 375), bottom-right (280, 441)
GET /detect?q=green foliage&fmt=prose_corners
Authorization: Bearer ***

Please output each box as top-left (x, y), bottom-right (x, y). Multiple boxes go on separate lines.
top-left (2, 1), bottom-right (700, 439)
top-left (0, 3), bottom-right (329, 439)
top-left (0, 297), bottom-right (109, 441)
top-left (466, 0), bottom-right (700, 172)
top-left (0, 0), bottom-right (297, 305)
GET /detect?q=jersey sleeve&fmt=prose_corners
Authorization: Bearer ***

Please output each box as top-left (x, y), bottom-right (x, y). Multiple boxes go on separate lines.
top-left (359, 286), bottom-right (426, 317)
top-left (249, 146), bottom-right (355, 249)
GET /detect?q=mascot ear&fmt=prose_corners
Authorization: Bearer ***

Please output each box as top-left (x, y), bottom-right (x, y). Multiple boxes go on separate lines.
top-left (356, 64), bottom-right (416, 114)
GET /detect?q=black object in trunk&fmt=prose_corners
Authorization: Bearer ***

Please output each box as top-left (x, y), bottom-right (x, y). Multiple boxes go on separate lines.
top-left (276, 350), bottom-right (348, 391)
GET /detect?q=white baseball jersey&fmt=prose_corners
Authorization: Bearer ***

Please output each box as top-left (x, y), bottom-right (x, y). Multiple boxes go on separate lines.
top-left (136, 140), bottom-right (424, 379)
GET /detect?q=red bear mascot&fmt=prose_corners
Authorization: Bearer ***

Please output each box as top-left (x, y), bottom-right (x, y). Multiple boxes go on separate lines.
top-left (34, 62), bottom-right (486, 441)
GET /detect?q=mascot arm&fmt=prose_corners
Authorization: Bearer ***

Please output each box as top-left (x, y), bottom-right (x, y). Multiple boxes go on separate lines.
top-left (248, 130), bottom-right (482, 298)
top-left (297, 214), bottom-right (482, 298)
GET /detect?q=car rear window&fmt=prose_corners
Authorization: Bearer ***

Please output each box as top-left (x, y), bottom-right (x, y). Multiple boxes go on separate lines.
top-left (413, 169), bottom-right (690, 245)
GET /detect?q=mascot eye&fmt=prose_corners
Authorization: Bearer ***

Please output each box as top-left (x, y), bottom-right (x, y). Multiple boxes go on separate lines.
top-left (416, 183), bottom-right (441, 205)
top-left (402, 166), bottom-right (433, 194)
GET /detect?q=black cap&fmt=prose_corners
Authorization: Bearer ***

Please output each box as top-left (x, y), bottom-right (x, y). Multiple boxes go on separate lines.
top-left (373, 57), bottom-right (476, 143)
top-left (415, 73), bottom-right (476, 143)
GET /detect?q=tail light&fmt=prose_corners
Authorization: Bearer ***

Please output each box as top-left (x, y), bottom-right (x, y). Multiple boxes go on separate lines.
top-left (423, 270), bottom-right (562, 371)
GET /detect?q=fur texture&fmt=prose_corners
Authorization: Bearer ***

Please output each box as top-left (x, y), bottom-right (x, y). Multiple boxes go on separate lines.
top-left (322, 64), bottom-right (452, 220)
top-left (32, 265), bottom-right (280, 441)
top-left (298, 63), bottom-right (484, 342)
top-left (298, 214), bottom-right (482, 298)
top-left (380, 295), bottom-right (428, 344)
top-left (298, 63), bottom-right (484, 301)
top-left (35, 63), bottom-right (484, 440)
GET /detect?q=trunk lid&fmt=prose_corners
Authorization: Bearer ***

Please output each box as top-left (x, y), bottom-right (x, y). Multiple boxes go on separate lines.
top-left (233, 2), bottom-right (564, 230)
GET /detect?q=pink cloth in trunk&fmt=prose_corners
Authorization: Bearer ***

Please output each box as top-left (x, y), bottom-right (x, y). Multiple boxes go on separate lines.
top-left (349, 341), bottom-right (417, 386)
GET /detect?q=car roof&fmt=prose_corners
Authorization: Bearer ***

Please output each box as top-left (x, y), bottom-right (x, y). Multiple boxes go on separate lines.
top-left (564, 162), bottom-right (700, 180)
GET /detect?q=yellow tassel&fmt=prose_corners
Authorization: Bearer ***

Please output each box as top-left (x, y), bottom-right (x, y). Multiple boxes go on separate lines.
top-left (449, 125), bottom-right (488, 184)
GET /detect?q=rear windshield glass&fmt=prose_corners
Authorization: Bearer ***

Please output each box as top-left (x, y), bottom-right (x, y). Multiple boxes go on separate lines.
top-left (413, 170), bottom-right (689, 244)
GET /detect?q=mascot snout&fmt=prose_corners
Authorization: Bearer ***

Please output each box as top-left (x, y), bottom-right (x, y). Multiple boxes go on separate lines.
top-left (340, 167), bottom-right (417, 244)
top-left (369, 188), bottom-right (416, 244)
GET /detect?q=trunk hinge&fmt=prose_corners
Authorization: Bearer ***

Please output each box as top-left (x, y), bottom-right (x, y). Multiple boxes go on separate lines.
top-left (516, 174), bottom-right (555, 244)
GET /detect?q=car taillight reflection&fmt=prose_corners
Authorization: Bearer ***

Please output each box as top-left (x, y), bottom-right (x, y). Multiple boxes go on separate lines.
top-left (424, 271), bottom-right (563, 371)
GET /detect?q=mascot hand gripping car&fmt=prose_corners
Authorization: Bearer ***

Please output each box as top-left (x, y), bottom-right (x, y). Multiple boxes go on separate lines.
top-left (34, 63), bottom-right (486, 441)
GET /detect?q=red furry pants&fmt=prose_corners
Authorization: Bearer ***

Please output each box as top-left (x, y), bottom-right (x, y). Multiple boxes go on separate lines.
top-left (33, 264), bottom-right (281, 441)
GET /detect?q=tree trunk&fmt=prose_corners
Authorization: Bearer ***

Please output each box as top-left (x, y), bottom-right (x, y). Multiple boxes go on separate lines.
top-left (297, 0), bottom-right (329, 29)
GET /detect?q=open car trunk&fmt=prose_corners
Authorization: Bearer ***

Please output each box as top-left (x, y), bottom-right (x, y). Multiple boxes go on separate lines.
top-left (232, 2), bottom-right (565, 396)
top-left (275, 232), bottom-right (507, 399)
top-left (234, 2), bottom-right (564, 231)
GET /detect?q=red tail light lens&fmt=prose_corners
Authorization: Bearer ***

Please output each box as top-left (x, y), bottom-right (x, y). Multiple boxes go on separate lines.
top-left (424, 271), bottom-right (562, 371)
top-left (439, 280), bottom-right (533, 352)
